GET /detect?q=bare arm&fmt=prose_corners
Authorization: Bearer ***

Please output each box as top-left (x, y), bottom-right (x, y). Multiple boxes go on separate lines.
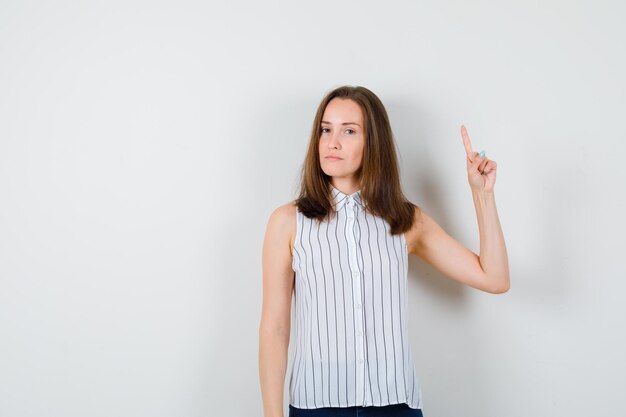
top-left (410, 197), bottom-right (509, 294)
top-left (471, 188), bottom-right (510, 292)
top-left (259, 203), bottom-right (296, 417)
top-left (407, 126), bottom-right (510, 294)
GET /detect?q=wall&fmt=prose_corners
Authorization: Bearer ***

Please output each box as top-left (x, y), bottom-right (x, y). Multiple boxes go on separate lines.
top-left (1, 1), bottom-right (624, 416)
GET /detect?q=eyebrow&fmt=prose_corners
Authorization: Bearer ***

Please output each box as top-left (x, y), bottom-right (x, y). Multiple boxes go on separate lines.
top-left (321, 121), bottom-right (361, 127)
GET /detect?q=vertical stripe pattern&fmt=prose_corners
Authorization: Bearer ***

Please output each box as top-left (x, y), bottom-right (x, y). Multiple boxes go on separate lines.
top-left (289, 185), bottom-right (423, 410)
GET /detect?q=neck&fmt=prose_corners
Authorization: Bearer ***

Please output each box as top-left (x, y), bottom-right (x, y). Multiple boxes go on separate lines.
top-left (330, 179), bottom-right (360, 195)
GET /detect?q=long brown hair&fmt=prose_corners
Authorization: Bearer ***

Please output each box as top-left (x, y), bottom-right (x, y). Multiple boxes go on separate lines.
top-left (295, 85), bottom-right (420, 235)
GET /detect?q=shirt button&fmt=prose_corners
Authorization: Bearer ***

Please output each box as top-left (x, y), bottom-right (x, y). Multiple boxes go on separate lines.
top-left (357, 331), bottom-right (363, 336)
top-left (358, 358), bottom-right (364, 364)
top-left (352, 271), bottom-right (359, 277)
top-left (356, 303), bottom-right (362, 308)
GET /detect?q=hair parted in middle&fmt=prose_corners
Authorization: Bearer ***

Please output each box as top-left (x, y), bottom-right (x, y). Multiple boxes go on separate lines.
top-left (295, 85), bottom-right (420, 235)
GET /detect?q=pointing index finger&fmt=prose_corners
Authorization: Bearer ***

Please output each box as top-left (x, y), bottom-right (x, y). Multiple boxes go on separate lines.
top-left (461, 125), bottom-right (473, 158)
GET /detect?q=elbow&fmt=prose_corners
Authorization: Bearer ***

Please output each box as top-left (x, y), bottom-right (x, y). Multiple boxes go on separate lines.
top-left (259, 319), bottom-right (291, 339)
top-left (490, 277), bottom-right (510, 294)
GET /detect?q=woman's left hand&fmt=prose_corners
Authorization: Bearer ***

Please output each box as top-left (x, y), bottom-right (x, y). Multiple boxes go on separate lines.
top-left (461, 125), bottom-right (497, 193)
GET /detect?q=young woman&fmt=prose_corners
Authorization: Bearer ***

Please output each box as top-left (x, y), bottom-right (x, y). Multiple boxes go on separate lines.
top-left (259, 86), bottom-right (509, 417)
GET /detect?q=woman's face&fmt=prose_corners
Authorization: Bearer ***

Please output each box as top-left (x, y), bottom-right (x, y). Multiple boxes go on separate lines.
top-left (318, 98), bottom-right (365, 184)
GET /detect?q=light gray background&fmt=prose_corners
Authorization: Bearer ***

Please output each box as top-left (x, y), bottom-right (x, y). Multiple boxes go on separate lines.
top-left (1, 1), bottom-right (624, 416)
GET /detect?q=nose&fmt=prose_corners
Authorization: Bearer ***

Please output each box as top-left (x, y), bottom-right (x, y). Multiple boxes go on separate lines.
top-left (328, 130), bottom-right (341, 149)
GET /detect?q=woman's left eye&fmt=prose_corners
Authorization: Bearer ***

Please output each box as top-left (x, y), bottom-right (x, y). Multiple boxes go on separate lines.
top-left (346, 129), bottom-right (355, 134)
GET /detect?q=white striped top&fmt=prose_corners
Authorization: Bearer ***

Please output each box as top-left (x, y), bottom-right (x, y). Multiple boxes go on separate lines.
top-left (288, 185), bottom-right (423, 410)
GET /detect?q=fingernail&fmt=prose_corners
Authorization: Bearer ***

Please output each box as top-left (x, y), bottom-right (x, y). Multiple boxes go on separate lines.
top-left (479, 150), bottom-right (485, 158)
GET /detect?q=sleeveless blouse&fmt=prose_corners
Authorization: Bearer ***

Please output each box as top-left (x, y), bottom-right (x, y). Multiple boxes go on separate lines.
top-left (288, 185), bottom-right (423, 410)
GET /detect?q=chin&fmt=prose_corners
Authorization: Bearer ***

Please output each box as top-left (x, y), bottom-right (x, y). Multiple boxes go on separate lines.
top-left (324, 171), bottom-right (352, 179)
top-left (321, 166), bottom-right (342, 175)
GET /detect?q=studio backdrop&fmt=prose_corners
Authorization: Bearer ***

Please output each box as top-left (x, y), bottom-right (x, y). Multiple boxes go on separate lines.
top-left (0, 1), bottom-right (624, 416)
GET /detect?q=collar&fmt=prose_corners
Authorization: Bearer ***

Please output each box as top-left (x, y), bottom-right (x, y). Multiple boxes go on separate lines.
top-left (330, 184), bottom-right (364, 212)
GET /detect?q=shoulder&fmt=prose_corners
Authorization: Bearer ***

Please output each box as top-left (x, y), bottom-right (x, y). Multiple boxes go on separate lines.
top-left (404, 204), bottom-right (428, 256)
top-left (269, 200), bottom-right (298, 225)
top-left (266, 200), bottom-right (298, 255)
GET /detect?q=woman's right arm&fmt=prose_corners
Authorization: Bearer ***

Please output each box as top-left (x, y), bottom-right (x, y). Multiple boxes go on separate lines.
top-left (259, 203), bottom-right (296, 417)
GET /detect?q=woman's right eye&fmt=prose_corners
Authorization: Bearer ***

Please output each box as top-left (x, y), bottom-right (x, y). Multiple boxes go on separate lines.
top-left (321, 127), bottom-right (330, 133)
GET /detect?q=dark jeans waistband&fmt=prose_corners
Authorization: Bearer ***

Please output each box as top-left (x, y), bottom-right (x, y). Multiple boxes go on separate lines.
top-left (288, 402), bottom-right (424, 417)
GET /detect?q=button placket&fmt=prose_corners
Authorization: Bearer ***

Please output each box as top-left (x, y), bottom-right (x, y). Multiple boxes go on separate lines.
top-left (346, 196), bottom-right (366, 405)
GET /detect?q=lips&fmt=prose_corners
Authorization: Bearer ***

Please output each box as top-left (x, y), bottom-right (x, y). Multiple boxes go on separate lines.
top-left (325, 155), bottom-right (342, 160)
